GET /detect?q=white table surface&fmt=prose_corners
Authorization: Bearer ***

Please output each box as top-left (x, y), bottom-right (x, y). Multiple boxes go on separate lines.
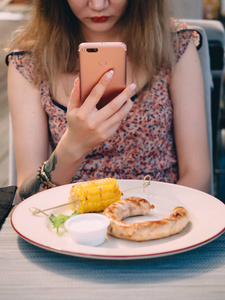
top-left (0, 217), bottom-right (225, 300)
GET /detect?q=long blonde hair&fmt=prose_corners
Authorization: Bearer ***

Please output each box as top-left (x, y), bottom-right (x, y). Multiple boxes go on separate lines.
top-left (10, 0), bottom-right (176, 86)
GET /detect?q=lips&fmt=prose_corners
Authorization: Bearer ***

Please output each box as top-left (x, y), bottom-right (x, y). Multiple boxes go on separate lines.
top-left (90, 16), bottom-right (109, 23)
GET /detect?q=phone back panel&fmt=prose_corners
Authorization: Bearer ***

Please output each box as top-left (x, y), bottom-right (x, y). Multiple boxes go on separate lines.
top-left (78, 42), bottom-right (127, 109)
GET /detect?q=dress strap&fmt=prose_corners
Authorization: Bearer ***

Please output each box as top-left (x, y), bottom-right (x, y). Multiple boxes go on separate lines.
top-left (5, 50), bottom-right (31, 66)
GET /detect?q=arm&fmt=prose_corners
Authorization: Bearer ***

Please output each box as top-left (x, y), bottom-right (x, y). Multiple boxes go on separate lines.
top-left (8, 61), bottom-right (50, 201)
top-left (8, 64), bottom-right (134, 202)
top-left (169, 38), bottom-right (211, 193)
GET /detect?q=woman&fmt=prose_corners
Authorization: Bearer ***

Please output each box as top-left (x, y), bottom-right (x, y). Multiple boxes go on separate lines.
top-left (7, 0), bottom-right (211, 202)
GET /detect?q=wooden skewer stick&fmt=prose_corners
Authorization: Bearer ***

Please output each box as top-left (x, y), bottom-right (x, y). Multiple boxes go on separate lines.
top-left (122, 175), bottom-right (151, 194)
top-left (143, 175), bottom-right (151, 193)
top-left (29, 176), bottom-right (152, 216)
top-left (29, 200), bottom-right (77, 216)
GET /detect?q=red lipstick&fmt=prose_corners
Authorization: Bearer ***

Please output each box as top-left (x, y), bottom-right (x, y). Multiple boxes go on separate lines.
top-left (90, 16), bottom-right (109, 23)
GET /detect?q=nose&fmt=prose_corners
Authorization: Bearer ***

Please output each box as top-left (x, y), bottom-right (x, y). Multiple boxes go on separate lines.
top-left (88, 0), bottom-right (109, 11)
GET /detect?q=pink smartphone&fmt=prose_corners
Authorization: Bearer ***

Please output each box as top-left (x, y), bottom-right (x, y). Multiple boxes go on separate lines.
top-left (78, 42), bottom-right (127, 109)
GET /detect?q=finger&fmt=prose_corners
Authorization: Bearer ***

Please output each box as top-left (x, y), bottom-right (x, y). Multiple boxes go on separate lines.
top-left (98, 99), bottom-right (133, 141)
top-left (95, 98), bottom-right (133, 141)
top-left (67, 77), bottom-right (81, 112)
top-left (80, 70), bottom-right (114, 111)
top-left (97, 83), bottom-right (136, 121)
top-left (104, 97), bottom-right (133, 127)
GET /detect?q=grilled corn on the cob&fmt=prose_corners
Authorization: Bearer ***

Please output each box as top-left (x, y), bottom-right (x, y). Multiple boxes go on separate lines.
top-left (68, 178), bottom-right (122, 214)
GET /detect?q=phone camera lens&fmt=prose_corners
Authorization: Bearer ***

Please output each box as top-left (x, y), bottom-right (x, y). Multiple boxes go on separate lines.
top-left (87, 48), bottom-right (98, 53)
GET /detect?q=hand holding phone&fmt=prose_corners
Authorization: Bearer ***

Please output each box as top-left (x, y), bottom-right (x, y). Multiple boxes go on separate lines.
top-left (78, 42), bottom-right (127, 109)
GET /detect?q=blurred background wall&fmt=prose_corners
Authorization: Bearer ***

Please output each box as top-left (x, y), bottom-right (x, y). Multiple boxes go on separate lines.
top-left (172, 0), bottom-right (203, 19)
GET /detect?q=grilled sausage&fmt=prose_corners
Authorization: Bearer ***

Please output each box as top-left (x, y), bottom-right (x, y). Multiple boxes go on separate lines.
top-left (103, 197), bottom-right (188, 241)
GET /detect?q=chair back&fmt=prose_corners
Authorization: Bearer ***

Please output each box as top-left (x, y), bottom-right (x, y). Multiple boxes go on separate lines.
top-left (9, 116), bottom-right (18, 204)
top-left (184, 19), bottom-right (225, 195)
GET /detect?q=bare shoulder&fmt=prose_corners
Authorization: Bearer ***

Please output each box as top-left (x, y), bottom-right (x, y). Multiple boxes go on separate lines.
top-left (170, 37), bottom-right (204, 102)
top-left (8, 60), bottom-right (43, 113)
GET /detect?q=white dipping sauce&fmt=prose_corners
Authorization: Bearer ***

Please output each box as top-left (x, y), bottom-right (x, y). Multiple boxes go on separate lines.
top-left (70, 219), bottom-right (104, 232)
top-left (65, 214), bottom-right (110, 246)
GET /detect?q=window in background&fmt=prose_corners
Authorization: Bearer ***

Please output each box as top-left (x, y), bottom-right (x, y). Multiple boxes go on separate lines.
top-left (203, 0), bottom-right (221, 19)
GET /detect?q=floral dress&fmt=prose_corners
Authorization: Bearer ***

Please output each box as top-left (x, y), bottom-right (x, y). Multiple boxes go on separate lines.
top-left (6, 20), bottom-right (200, 183)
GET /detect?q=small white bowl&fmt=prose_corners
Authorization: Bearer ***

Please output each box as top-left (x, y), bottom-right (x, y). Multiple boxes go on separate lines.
top-left (64, 213), bottom-right (110, 246)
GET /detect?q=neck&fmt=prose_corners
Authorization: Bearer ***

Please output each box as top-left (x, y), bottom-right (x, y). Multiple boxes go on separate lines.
top-left (81, 25), bottom-right (124, 43)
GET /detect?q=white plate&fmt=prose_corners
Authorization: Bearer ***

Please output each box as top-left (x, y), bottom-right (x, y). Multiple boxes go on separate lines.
top-left (11, 180), bottom-right (225, 260)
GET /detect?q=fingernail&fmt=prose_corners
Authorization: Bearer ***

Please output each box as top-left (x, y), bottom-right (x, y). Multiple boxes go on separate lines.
top-left (130, 83), bottom-right (136, 91)
top-left (105, 70), bottom-right (114, 80)
top-left (74, 77), bottom-right (79, 86)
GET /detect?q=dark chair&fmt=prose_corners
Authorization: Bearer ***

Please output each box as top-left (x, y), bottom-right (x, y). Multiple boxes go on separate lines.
top-left (184, 19), bottom-right (225, 195)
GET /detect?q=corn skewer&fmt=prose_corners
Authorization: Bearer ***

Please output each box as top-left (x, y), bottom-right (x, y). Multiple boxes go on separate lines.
top-left (69, 178), bottom-right (122, 214)
top-left (29, 176), bottom-right (151, 215)
top-left (29, 200), bottom-right (77, 216)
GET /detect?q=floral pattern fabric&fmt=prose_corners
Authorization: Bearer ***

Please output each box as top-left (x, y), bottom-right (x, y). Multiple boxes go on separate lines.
top-left (7, 20), bottom-right (200, 183)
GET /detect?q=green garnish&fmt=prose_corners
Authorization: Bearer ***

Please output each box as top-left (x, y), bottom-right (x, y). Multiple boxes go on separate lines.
top-left (49, 211), bottom-right (78, 234)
